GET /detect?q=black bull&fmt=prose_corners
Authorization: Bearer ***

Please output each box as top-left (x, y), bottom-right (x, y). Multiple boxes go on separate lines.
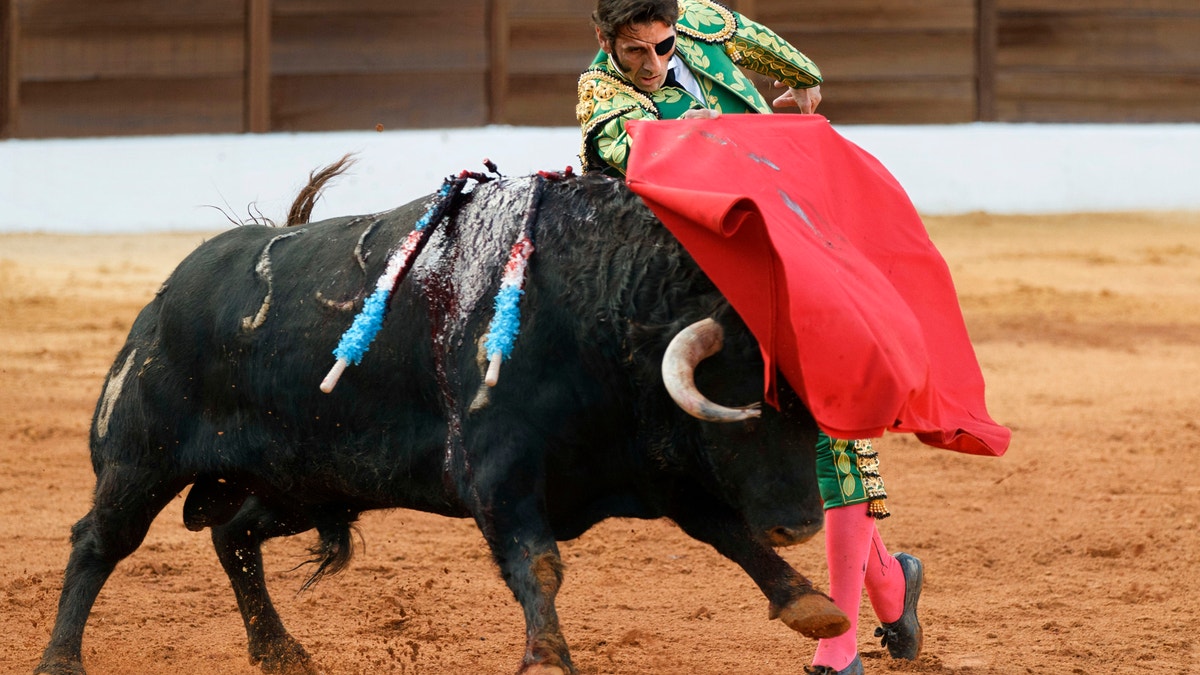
top-left (36, 172), bottom-right (849, 675)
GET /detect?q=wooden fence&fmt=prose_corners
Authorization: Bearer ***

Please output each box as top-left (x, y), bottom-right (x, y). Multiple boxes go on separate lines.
top-left (2, 0), bottom-right (1198, 139)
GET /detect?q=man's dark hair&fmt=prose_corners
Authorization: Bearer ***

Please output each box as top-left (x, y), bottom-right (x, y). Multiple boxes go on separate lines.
top-left (592, 0), bottom-right (679, 45)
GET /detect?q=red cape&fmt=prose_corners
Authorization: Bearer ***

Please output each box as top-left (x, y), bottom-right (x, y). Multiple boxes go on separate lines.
top-left (625, 115), bottom-right (1009, 456)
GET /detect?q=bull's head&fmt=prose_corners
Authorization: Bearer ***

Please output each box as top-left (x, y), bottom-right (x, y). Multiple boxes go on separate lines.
top-left (661, 317), bottom-right (824, 547)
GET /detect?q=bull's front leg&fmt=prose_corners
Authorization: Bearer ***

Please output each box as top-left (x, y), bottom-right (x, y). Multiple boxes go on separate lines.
top-left (669, 501), bottom-right (850, 640)
top-left (460, 437), bottom-right (572, 674)
top-left (489, 527), bottom-right (570, 675)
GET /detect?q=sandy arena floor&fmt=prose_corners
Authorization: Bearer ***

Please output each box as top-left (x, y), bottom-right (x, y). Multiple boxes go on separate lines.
top-left (2, 210), bottom-right (1198, 674)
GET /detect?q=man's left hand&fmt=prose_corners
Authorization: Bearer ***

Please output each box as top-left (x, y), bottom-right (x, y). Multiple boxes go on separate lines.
top-left (772, 82), bottom-right (821, 114)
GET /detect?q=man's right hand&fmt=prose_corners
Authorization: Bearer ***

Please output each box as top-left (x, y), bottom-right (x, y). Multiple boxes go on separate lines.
top-left (772, 82), bottom-right (821, 114)
top-left (681, 108), bottom-right (721, 119)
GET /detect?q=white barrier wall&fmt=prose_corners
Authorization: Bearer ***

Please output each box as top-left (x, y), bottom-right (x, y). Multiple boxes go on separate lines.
top-left (2, 124), bottom-right (1199, 233)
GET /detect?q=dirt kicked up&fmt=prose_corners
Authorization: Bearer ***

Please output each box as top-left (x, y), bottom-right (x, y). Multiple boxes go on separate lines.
top-left (2, 211), bottom-right (1199, 674)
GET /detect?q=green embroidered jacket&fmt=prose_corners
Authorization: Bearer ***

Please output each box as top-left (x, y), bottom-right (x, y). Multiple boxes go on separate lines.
top-left (577, 0), bottom-right (822, 175)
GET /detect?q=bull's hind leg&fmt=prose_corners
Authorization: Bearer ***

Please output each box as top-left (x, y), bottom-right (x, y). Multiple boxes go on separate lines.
top-left (211, 498), bottom-right (320, 675)
top-left (35, 466), bottom-right (188, 675)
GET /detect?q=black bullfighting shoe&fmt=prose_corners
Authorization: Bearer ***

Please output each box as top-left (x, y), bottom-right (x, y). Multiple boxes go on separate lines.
top-left (804, 654), bottom-right (863, 675)
top-left (874, 551), bottom-right (924, 659)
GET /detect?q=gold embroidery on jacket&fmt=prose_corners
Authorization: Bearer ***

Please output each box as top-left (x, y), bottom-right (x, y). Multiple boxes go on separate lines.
top-left (675, 0), bottom-right (736, 44)
top-left (577, 70), bottom-right (658, 122)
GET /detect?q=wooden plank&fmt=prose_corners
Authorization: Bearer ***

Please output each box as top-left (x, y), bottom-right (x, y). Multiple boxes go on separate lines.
top-left (488, 0), bottom-right (509, 123)
top-left (997, 13), bottom-right (1200, 70)
top-left (508, 48), bottom-right (600, 77)
top-left (1, 0), bottom-right (17, 137)
top-left (510, 16), bottom-right (596, 49)
top-left (507, 0), bottom-right (593, 18)
top-left (784, 31), bottom-right (976, 79)
top-left (272, 72), bottom-right (488, 131)
top-left (508, 17), bottom-right (602, 75)
top-left (505, 72), bottom-right (587, 126)
top-left (270, 3), bottom-right (490, 131)
top-left (275, 0), bottom-right (403, 14)
top-left (995, 71), bottom-right (1200, 122)
top-left (731, 0), bottom-right (758, 19)
top-left (19, 0), bottom-right (244, 31)
top-left (21, 25), bottom-right (244, 81)
top-left (755, 0), bottom-right (974, 31)
top-left (813, 77), bottom-right (977, 124)
top-left (271, 12), bottom-right (487, 75)
top-left (17, 77), bottom-right (243, 137)
top-left (977, 0), bottom-right (996, 120)
top-left (274, 0), bottom-right (485, 18)
top-left (998, 1), bottom-right (1200, 13)
top-left (246, 0), bottom-right (271, 132)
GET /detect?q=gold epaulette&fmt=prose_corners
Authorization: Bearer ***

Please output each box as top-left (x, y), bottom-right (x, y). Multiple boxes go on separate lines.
top-left (576, 69), bottom-right (659, 126)
top-left (675, 0), bottom-right (737, 44)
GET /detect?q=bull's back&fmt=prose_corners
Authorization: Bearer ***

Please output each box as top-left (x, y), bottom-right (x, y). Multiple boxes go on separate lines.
top-left (93, 212), bottom-right (457, 507)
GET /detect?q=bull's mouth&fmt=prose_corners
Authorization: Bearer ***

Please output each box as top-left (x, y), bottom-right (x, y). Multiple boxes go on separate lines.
top-left (764, 523), bottom-right (822, 548)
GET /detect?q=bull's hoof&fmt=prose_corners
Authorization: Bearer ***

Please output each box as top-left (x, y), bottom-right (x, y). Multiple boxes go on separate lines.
top-left (518, 664), bottom-right (567, 675)
top-left (252, 639), bottom-right (321, 675)
top-left (33, 655), bottom-right (86, 675)
top-left (770, 593), bottom-right (850, 639)
top-left (258, 655), bottom-right (323, 675)
top-left (518, 631), bottom-right (573, 675)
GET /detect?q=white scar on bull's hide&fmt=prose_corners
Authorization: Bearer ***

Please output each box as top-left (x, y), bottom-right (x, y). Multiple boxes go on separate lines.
top-left (97, 349), bottom-right (137, 439)
top-left (316, 218), bottom-right (380, 311)
top-left (242, 230), bottom-right (306, 331)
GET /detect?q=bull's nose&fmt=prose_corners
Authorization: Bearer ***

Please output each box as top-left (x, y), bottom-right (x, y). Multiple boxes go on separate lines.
top-left (766, 524), bottom-right (820, 547)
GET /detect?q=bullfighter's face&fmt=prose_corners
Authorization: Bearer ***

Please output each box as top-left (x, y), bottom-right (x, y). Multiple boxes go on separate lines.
top-left (598, 20), bottom-right (676, 93)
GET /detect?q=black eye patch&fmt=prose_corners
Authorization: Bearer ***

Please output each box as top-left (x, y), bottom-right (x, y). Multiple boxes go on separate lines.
top-left (654, 34), bottom-right (676, 56)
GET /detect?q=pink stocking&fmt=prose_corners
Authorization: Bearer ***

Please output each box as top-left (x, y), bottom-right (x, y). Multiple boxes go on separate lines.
top-left (811, 502), bottom-right (874, 670)
top-left (864, 527), bottom-right (906, 623)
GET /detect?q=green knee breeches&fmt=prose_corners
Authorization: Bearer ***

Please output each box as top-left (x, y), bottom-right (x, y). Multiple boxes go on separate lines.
top-left (815, 432), bottom-right (889, 517)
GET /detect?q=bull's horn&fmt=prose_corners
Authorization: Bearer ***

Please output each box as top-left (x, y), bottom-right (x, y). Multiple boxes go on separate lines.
top-left (661, 318), bottom-right (762, 423)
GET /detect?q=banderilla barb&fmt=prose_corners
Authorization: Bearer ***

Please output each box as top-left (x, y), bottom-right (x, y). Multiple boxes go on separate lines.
top-left (320, 167), bottom-right (488, 393)
top-left (482, 166), bottom-right (574, 386)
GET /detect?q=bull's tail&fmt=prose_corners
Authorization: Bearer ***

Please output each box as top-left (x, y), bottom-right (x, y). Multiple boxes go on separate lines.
top-left (286, 153), bottom-right (356, 227)
top-left (296, 510), bottom-right (360, 591)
